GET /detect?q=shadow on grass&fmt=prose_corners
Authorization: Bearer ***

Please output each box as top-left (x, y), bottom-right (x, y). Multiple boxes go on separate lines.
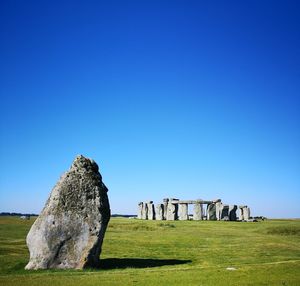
top-left (4, 259), bottom-right (192, 274)
top-left (99, 258), bottom-right (192, 269)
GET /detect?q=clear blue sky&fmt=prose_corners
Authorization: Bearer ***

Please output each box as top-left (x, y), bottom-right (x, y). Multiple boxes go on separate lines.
top-left (0, 1), bottom-right (299, 218)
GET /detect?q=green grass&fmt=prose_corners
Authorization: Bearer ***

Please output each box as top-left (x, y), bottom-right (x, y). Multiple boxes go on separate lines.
top-left (0, 216), bottom-right (300, 285)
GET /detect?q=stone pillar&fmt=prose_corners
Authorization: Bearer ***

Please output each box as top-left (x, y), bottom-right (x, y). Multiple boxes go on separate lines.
top-left (138, 202), bottom-right (143, 219)
top-left (142, 203), bottom-right (148, 220)
top-left (238, 206), bottom-right (244, 220)
top-left (243, 207), bottom-right (250, 221)
top-left (203, 204), bottom-right (207, 220)
top-left (147, 202), bottom-right (155, 220)
top-left (193, 203), bottom-right (203, 220)
top-left (228, 205), bottom-right (237, 221)
top-left (163, 198), bottom-right (169, 220)
top-left (166, 199), bottom-right (178, 220)
top-left (178, 203), bottom-right (188, 220)
top-left (207, 203), bottom-right (217, 220)
top-left (155, 204), bottom-right (164, 220)
top-left (220, 205), bottom-right (229, 220)
top-left (215, 202), bottom-right (223, 221)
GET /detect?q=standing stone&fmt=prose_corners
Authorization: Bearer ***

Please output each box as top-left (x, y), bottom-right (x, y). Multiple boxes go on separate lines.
top-left (215, 202), bottom-right (223, 221)
top-left (163, 198), bottom-right (169, 220)
top-left (137, 202), bottom-right (143, 219)
top-left (178, 203), bottom-right (188, 220)
top-left (166, 199), bottom-right (178, 220)
top-left (203, 204), bottom-right (207, 219)
top-left (25, 155), bottom-right (110, 270)
top-left (220, 205), bottom-right (229, 220)
top-left (147, 202), bottom-right (155, 220)
top-left (142, 203), bottom-right (148, 220)
top-left (243, 207), bottom-right (250, 221)
top-left (207, 203), bottom-right (217, 220)
top-left (228, 205), bottom-right (237, 221)
top-left (239, 206), bottom-right (245, 220)
top-left (155, 204), bottom-right (164, 220)
top-left (193, 203), bottom-right (203, 220)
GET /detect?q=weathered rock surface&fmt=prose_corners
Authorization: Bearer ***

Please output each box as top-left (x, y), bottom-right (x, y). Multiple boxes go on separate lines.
top-left (207, 203), bottom-right (217, 220)
top-left (239, 205), bottom-right (250, 221)
top-left (137, 202), bottom-right (143, 219)
top-left (238, 206), bottom-right (244, 220)
top-left (147, 203), bottom-right (155, 220)
top-left (228, 205), bottom-right (237, 221)
top-left (193, 203), bottom-right (203, 220)
top-left (163, 198), bottom-right (169, 220)
top-left (243, 207), bottom-right (250, 221)
top-left (220, 205), bottom-right (229, 220)
top-left (25, 155), bottom-right (111, 270)
top-left (215, 202), bottom-right (223, 221)
top-left (166, 199), bottom-right (178, 220)
top-left (155, 204), bottom-right (164, 220)
top-left (142, 203), bottom-right (148, 219)
top-left (178, 203), bottom-right (188, 220)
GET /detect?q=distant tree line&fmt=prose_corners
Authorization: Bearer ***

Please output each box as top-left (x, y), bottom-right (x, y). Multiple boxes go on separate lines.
top-left (0, 212), bottom-right (136, 217)
top-left (111, 214), bottom-right (137, 218)
top-left (0, 212), bottom-right (38, 216)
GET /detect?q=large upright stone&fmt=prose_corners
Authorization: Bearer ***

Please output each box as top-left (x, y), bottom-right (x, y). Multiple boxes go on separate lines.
top-left (178, 203), bottom-right (188, 220)
top-left (25, 155), bottom-right (110, 270)
top-left (147, 202), bottom-right (155, 220)
top-left (142, 203), bottom-right (148, 220)
top-left (193, 203), bottom-right (203, 220)
top-left (243, 207), bottom-right (250, 220)
top-left (238, 206), bottom-right (244, 220)
top-left (163, 198), bottom-right (169, 220)
top-left (215, 202), bottom-right (223, 221)
top-left (228, 205), bottom-right (237, 221)
top-left (137, 202), bottom-right (143, 219)
top-left (220, 205), bottom-right (229, 220)
top-left (166, 199), bottom-right (178, 220)
top-left (207, 203), bottom-right (217, 220)
top-left (155, 204), bottom-right (164, 220)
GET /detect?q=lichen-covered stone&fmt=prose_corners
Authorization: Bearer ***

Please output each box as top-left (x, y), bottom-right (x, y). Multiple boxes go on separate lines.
top-left (166, 200), bottom-right (178, 220)
top-left (155, 204), bottom-right (164, 220)
top-left (142, 203), bottom-right (148, 219)
top-left (178, 203), bottom-right (188, 220)
top-left (243, 207), bottom-right (250, 221)
top-left (25, 155), bottom-right (110, 270)
top-left (193, 203), bottom-right (203, 220)
top-left (207, 203), bottom-right (217, 220)
top-left (137, 202), bottom-right (143, 219)
top-left (147, 203), bottom-right (155, 220)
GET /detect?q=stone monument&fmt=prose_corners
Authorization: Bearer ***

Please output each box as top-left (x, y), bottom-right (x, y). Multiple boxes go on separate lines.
top-left (25, 155), bottom-right (111, 270)
top-left (138, 198), bottom-right (251, 221)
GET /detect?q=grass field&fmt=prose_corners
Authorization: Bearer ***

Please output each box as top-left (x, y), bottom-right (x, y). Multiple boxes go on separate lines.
top-left (0, 216), bottom-right (299, 285)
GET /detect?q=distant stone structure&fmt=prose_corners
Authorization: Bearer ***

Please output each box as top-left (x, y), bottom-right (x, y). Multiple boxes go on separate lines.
top-left (238, 205), bottom-right (251, 221)
top-left (25, 155), bottom-right (111, 270)
top-left (138, 198), bottom-right (252, 221)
